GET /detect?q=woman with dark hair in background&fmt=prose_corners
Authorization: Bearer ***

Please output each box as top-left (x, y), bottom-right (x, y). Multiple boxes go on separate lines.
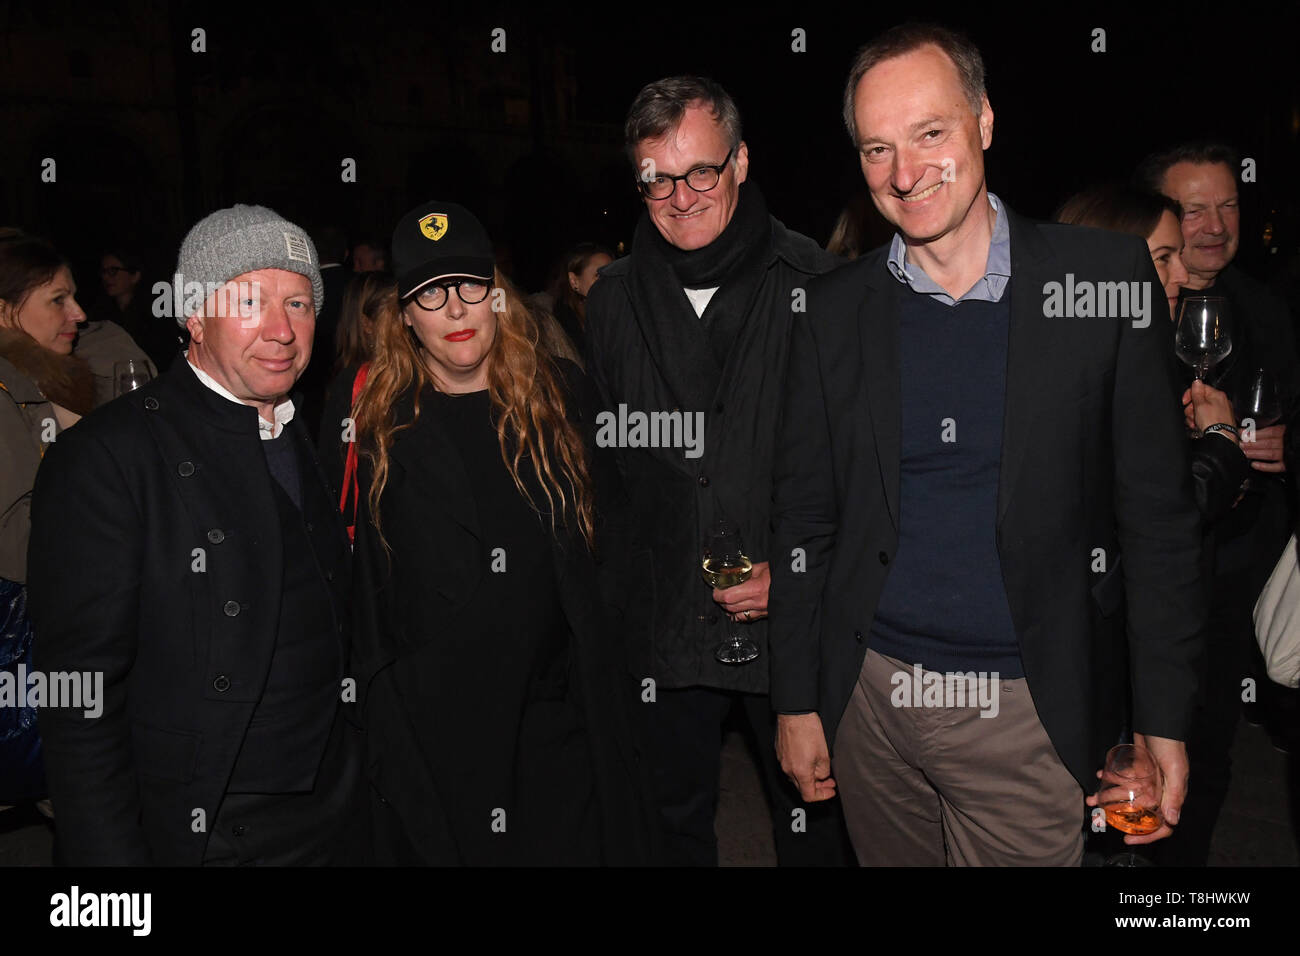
top-left (545, 242), bottom-right (613, 357)
top-left (333, 269), bottom-right (391, 376)
top-left (826, 190), bottom-right (894, 260)
top-left (338, 201), bottom-right (648, 865)
top-left (89, 245), bottom-right (178, 374)
top-left (1057, 184), bottom-right (1251, 520)
top-left (0, 232), bottom-right (95, 814)
top-left (316, 269), bottom-right (393, 498)
top-left (92, 247), bottom-right (147, 337)
top-left (1058, 184), bottom-right (1254, 866)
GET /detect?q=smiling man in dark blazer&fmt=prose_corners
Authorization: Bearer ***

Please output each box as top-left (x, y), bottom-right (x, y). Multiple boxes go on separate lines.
top-left (29, 205), bottom-right (364, 865)
top-left (769, 23), bottom-right (1206, 865)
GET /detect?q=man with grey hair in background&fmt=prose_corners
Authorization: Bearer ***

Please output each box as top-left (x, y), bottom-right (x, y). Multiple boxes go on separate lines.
top-left (1138, 142), bottom-right (1299, 865)
top-left (29, 205), bottom-right (365, 866)
top-left (584, 75), bottom-right (850, 865)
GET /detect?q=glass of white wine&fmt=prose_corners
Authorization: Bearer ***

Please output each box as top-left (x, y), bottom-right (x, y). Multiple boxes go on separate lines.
top-left (701, 519), bottom-right (758, 665)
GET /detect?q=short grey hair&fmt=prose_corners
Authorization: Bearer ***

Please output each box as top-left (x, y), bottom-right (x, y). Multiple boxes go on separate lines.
top-left (624, 76), bottom-right (743, 165)
top-left (842, 23), bottom-right (987, 146)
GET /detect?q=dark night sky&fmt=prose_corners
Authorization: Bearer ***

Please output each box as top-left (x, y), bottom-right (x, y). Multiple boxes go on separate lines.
top-left (4, 0), bottom-right (1299, 291)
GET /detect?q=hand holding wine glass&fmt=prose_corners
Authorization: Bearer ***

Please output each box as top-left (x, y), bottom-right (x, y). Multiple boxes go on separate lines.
top-left (1085, 734), bottom-right (1188, 846)
top-left (1095, 744), bottom-right (1163, 836)
top-left (1181, 380), bottom-right (1238, 444)
top-left (702, 519), bottom-right (759, 665)
top-left (711, 560), bottom-right (770, 623)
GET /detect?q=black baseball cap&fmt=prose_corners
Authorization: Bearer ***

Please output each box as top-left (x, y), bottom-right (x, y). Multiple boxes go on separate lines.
top-left (391, 200), bottom-right (495, 299)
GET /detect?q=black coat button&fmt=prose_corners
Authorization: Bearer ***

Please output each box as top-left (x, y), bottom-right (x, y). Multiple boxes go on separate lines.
top-left (878, 551), bottom-right (889, 565)
top-left (855, 630), bottom-right (863, 643)
top-left (305, 522), bottom-right (314, 533)
top-left (207, 529), bottom-right (225, 544)
top-left (707, 615), bottom-right (718, 627)
top-left (232, 824), bottom-right (246, 836)
top-left (698, 476), bottom-right (709, 487)
top-left (143, 397), bottom-right (159, 410)
top-left (325, 570), bottom-right (334, 582)
top-left (177, 461), bottom-right (195, 477)
top-left (714, 402), bottom-right (724, 413)
top-left (213, 675), bottom-right (231, 692)
top-left (223, 600), bottom-right (240, 617)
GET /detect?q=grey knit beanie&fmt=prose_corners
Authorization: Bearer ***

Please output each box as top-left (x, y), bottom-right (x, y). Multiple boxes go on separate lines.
top-left (172, 204), bottom-right (324, 325)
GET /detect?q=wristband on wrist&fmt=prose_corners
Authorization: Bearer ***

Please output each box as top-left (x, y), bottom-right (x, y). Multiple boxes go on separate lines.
top-left (1203, 422), bottom-right (1239, 439)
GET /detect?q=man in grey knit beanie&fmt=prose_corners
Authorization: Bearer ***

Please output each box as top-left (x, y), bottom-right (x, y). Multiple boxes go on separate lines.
top-left (170, 203), bottom-right (324, 431)
top-left (27, 202), bottom-right (366, 866)
top-left (173, 204), bottom-right (324, 326)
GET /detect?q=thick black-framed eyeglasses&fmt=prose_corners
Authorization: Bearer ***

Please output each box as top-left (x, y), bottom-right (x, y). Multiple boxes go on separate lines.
top-left (408, 278), bottom-right (491, 311)
top-left (637, 148), bottom-right (735, 200)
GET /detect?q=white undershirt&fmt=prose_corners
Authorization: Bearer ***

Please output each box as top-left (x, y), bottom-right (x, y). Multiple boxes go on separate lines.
top-left (683, 287), bottom-right (719, 318)
top-left (187, 356), bottom-right (295, 440)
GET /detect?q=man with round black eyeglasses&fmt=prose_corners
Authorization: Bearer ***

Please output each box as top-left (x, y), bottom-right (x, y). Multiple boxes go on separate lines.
top-left (637, 148), bottom-right (735, 201)
top-left (584, 75), bottom-right (851, 866)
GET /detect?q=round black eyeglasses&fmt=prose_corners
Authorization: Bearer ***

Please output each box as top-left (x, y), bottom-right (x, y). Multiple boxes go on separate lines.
top-left (637, 148), bottom-right (735, 200)
top-left (408, 278), bottom-right (491, 311)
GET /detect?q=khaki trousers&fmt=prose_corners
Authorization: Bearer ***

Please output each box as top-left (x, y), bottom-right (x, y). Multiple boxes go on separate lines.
top-left (833, 648), bottom-right (1085, 866)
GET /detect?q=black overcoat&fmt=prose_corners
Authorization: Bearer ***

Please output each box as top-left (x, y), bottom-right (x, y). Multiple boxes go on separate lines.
top-left (28, 359), bottom-right (356, 865)
top-left (348, 360), bottom-right (653, 865)
top-left (584, 218), bottom-right (840, 694)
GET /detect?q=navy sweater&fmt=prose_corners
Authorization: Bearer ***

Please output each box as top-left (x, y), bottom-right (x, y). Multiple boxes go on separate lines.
top-left (868, 283), bottom-right (1023, 678)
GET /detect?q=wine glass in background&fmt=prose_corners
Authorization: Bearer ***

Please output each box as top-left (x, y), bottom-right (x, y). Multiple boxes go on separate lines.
top-left (1233, 367), bottom-right (1283, 492)
top-left (1175, 296), bottom-right (1232, 383)
top-left (701, 519), bottom-right (758, 665)
top-left (1234, 366), bottom-right (1282, 429)
top-left (115, 359), bottom-right (152, 396)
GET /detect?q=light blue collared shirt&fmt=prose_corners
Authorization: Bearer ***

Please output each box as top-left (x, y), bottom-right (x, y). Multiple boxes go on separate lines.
top-left (886, 192), bottom-right (1010, 305)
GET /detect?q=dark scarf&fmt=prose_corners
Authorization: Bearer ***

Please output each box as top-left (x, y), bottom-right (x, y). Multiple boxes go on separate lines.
top-left (627, 181), bottom-right (773, 413)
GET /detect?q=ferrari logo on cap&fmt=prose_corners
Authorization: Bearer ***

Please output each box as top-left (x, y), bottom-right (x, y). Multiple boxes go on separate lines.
top-left (419, 213), bottom-right (449, 241)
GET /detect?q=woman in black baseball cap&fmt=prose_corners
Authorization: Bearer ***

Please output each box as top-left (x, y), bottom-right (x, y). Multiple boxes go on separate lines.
top-left (341, 200), bottom-right (648, 865)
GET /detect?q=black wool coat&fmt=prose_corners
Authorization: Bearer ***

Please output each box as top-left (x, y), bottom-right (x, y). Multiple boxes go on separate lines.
top-left (584, 218), bottom-right (840, 694)
top-left (348, 359), bottom-right (654, 865)
top-left (27, 359), bottom-right (358, 865)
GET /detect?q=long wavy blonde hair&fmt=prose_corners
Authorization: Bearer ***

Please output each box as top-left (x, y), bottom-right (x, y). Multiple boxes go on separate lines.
top-left (352, 267), bottom-right (595, 551)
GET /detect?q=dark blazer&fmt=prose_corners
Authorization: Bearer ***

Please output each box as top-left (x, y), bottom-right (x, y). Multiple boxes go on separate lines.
top-left (349, 360), bottom-right (653, 865)
top-left (27, 359), bottom-right (354, 865)
top-left (768, 206), bottom-right (1207, 788)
